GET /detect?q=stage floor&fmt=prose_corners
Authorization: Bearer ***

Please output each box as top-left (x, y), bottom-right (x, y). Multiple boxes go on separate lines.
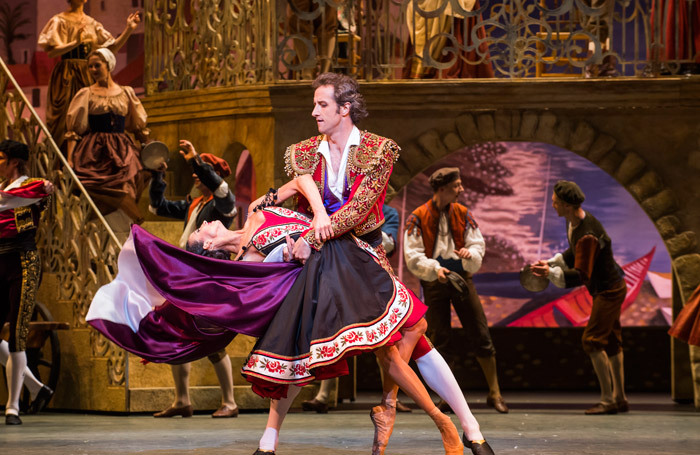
top-left (1, 392), bottom-right (697, 455)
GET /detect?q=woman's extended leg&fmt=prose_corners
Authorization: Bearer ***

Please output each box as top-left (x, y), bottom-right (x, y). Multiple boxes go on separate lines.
top-left (374, 319), bottom-right (486, 453)
top-left (371, 319), bottom-right (427, 454)
top-left (375, 344), bottom-right (463, 455)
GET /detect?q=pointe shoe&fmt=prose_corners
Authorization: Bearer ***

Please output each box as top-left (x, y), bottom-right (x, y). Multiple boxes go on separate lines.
top-left (463, 434), bottom-right (496, 455)
top-left (153, 404), bottom-right (193, 418)
top-left (370, 404), bottom-right (396, 455)
top-left (252, 450), bottom-right (275, 455)
top-left (430, 410), bottom-right (464, 455)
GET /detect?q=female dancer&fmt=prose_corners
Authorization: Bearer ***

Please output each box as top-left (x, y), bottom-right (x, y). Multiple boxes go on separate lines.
top-left (64, 48), bottom-right (150, 222)
top-left (88, 173), bottom-right (494, 454)
top-left (39, 0), bottom-right (140, 151)
top-left (192, 212), bottom-right (493, 455)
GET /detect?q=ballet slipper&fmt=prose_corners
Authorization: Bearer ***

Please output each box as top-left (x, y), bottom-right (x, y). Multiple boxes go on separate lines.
top-left (428, 407), bottom-right (464, 455)
top-left (370, 404), bottom-right (396, 455)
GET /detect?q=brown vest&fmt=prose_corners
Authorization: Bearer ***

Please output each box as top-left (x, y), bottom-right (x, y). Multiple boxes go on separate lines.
top-left (405, 200), bottom-right (478, 259)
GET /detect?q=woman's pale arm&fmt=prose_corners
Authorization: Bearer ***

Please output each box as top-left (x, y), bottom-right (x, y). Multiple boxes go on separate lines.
top-left (248, 174), bottom-right (315, 214)
top-left (107, 12), bottom-right (140, 53)
top-left (247, 175), bottom-right (332, 241)
top-left (45, 40), bottom-right (82, 58)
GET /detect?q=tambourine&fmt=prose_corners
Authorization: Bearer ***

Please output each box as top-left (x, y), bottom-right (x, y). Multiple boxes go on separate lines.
top-left (140, 141), bottom-right (170, 170)
top-left (519, 264), bottom-right (549, 292)
top-left (447, 272), bottom-right (470, 296)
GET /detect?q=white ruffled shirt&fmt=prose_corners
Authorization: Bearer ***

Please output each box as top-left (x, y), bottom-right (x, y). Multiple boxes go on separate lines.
top-left (403, 210), bottom-right (485, 282)
top-left (317, 126), bottom-right (360, 201)
top-left (545, 214), bottom-right (587, 288)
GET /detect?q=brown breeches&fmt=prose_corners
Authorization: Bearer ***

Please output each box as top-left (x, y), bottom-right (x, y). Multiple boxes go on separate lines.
top-left (582, 281), bottom-right (627, 355)
top-left (421, 275), bottom-right (495, 359)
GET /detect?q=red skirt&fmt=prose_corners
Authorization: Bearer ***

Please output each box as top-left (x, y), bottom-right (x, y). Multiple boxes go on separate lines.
top-left (669, 284), bottom-right (700, 346)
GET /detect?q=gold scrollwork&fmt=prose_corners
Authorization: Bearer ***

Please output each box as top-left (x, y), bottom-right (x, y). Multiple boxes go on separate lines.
top-left (145, 0), bottom-right (677, 87)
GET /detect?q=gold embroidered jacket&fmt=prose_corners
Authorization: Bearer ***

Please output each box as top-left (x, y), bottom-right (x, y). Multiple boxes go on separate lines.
top-left (284, 131), bottom-right (400, 249)
top-left (0, 177), bottom-right (51, 241)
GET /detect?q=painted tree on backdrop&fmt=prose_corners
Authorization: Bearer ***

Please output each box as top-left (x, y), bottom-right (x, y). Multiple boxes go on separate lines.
top-left (0, 2), bottom-right (30, 64)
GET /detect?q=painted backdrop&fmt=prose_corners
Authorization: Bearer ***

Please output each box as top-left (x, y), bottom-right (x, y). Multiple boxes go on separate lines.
top-left (388, 142), bottom-right (671, 327)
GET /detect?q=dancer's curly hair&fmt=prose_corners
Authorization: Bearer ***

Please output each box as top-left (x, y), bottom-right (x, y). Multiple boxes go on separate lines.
top-left (312, 73), bottom-right (368, 124)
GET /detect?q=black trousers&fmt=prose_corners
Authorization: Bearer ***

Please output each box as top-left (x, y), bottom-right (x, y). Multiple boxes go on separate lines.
top-left (421, 274), bottom-right (495, 360)
top-left (0, 249), bottom-right (41, 352)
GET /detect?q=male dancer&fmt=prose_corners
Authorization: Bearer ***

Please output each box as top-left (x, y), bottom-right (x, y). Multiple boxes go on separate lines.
top-left (0, 140), bottom-right (54, 424)
top-left (404, 167), bottom-right (508, 413)
top-left (148, 139), bottom-right (239, 418)
top-left (252, 73), bottom-right (492, 455)
top-left (531, 180), bottom-right (628, 414)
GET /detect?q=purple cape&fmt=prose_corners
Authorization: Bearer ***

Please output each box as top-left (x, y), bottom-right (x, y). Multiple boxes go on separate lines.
top-left (87, 225), bottom-right (302, 364)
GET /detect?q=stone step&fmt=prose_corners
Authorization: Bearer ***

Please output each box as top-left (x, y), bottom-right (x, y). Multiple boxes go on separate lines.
top-left (127, 384), bottom-right (318, 413)
top-left (33, 268), bottom-right (321, 412)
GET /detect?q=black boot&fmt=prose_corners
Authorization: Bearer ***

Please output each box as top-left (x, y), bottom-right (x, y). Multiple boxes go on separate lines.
top-left (463, 433), bottom-right (495, 455)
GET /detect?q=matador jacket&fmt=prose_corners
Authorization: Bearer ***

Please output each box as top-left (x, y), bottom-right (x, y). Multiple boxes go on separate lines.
top-left (0, 176), bottom-right (51, 252)
top-left (284, 131), bottom-right (400, 249)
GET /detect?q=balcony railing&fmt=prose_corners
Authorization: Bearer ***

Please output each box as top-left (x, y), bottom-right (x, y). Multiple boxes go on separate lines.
top-left (145, 0), bottom-right (698, 93)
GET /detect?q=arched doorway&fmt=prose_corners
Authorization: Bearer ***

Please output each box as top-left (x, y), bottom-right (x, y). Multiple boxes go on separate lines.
top-left (221, 143), bottom-right (256, 229)
top-left (386, 140), bottom-right (673, 392)
top-left (233, 149), bottom-right (256, 228)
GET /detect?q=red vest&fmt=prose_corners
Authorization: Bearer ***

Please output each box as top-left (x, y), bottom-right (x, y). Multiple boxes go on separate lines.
top-left (405, 200), bottom-right (478, 259)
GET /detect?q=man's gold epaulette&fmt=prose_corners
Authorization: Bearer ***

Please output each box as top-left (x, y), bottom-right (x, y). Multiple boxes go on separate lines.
top-left (284, 136), bottom-right (323, 178)
top-left (21, 177), bottom-right (46, 187)
top-left (347, 131), bottom-right (400, 176)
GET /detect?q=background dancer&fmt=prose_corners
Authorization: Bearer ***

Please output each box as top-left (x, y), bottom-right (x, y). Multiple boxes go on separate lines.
top-left (531, 180), bottom-right (628, 415)
top-left (0, 140), bottom-right (54, 425)
top-left (148, 139), bottom-right (239, 419)
top-left (38, 0), bottom-right (140, 151)
top-left (65, 48), bottom-right (150, 224)
top-left (403, 167), bottom-right (508, 414)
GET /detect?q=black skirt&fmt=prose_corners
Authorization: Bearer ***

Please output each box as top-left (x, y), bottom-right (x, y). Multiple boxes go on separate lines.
top-left (242, 234), bottom-right (424, 399)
